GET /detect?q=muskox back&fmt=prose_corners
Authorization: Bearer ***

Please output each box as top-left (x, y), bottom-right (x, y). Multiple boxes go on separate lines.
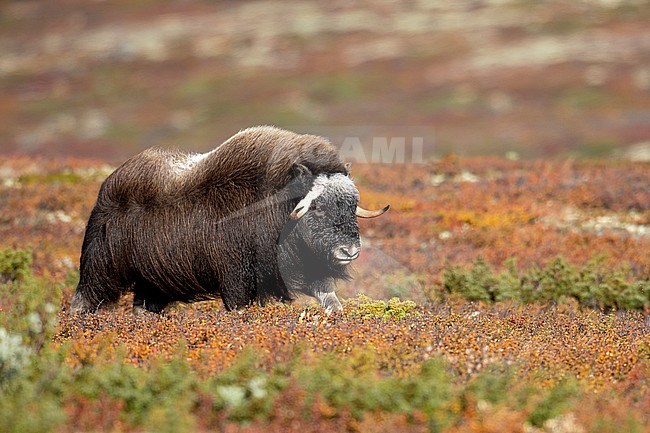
top-left (71, 126), bottom-right (354, 313)
top-left (102, 126), bottom-right (345, 206)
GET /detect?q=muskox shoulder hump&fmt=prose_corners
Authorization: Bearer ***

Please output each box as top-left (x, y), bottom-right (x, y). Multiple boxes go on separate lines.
top-left (100, 127), bottom-right (346, 207)
top-left (218, 126), bottom-right (347, 188)
top-left (101, 147), bottom-right (196, 206)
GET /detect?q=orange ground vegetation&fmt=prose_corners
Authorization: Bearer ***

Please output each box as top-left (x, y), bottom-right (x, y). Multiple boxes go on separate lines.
top-left (49, 297), bottom-right (649, 432)
top-left (352, 157), bottom-right (650, 295)
top-left (1, 156), bottom-right (648, 432)
top-left (55, 297), bottom-right (648, 391)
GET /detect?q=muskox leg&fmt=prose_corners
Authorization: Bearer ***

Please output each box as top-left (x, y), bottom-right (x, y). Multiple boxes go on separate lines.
top-left (221, 285), bottom-right (255, 311)
top-left (71, 212), bottom-right (124, 313)
top-left (297, 279), bottom-right (343, 313)
top-left (132, 295), bottom-right (170, 314)
top-left (132, 281), bottom-right (172, 314)
top-left (70, 280), bottom-right (122, 313)
top-left (315, 291), bottom-right (343, 313)
top-left (71, 254), bottom-right (123, 313)
top-left (220, 269), bottom-right (256, 311)
top-left (70, 286), bottom-right (98, 313)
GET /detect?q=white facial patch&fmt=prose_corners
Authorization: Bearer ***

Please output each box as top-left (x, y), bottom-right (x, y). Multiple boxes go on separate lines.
top-left (290, 173), bottom-right (358, 220)
top-left (290, 183), bottom-right (325, 219)
top-left (311, 173), bottom-right (359, 200)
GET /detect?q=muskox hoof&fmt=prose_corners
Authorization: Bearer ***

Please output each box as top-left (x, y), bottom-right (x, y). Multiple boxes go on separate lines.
top-left (316, 292), bottom-right (343, 314)
top-left (132, 295), bottom-right (170, 314)
top-left (132, 305), bottom-right (163, 317)
top-left (69, 291), bottom-right (97, 314)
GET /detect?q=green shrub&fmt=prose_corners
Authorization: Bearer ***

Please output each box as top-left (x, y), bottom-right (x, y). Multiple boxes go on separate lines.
top-left (527, 381), bottom-right (579, 427)
top-left (465, 364), bottom-right (517, 406)
top-left (202, 349), bottom-right (287, 422)
top-left (441, 256), bottom-right (650, 310)
top-left (0, 377), bottom-right (66, 433)
top-left (346, 294), bottom-right (419, 319)
top-left (465, 365), bottom-right (580, 428)
top-left (0, 338), bottom-right (595, 433)
top-left (296, 348), bottom-right (454, 429)
top-left (442, 258), bottom-right (500, 302)
top-left (0, 249), bottom-right (32, 283)
top-left (0, 328), bottom-right (32, 384)
top-left (0, 346), bottom-right (70, 433)
top-left (522, 257), bottom-right (580, 303)
top-left (0, 273), bottom-right (62, 349)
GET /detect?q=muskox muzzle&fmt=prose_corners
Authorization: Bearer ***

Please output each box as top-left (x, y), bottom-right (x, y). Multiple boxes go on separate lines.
top-left (333, 244), bottom-right (361, 264)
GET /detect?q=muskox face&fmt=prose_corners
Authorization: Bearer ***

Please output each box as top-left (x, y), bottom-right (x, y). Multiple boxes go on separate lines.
top-left (278, 167), bottom-right (389, 310)
top-left (288, 172), bottom-right (389, 269)
top-left (296, 174), bottom-right (362, 267)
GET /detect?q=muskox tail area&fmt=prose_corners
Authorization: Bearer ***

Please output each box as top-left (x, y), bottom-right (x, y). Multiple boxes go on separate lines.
top-left (70, 210), bottom-right (124, 313)
top-left (70, 254), bottom-right (124, 313)
top-left (70, 278), bottom-right (122, 313)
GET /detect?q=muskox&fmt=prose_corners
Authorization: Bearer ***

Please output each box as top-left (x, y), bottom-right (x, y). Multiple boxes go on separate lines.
top-left (70, 126), bottom-right (389, 313)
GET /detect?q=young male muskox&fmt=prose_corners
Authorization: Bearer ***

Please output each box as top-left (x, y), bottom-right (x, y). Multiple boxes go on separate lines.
top-left (71, 126), bottom-right (389, 313)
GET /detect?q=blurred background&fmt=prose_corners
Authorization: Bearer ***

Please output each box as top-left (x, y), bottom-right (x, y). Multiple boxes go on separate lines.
top-left (1, 0), bottom-right (649, 162)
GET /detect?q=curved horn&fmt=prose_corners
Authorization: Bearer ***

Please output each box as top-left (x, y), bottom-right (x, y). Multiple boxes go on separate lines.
top-left (356, 204), bottom-right (390, 219)
top-left (290, 184), bottom-right (325, 220)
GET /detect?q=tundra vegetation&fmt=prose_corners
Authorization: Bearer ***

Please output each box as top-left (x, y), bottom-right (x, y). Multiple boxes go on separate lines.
top-left (0, 156), bottom-right (648, 433)
top-left (2, 0), bottom-right (649, 430)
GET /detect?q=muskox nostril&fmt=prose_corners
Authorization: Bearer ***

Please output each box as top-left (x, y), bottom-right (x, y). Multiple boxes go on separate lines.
top-left (345, 245), bottom-right (360, 258)
top-left (337, 245), bottom-right (360, 261)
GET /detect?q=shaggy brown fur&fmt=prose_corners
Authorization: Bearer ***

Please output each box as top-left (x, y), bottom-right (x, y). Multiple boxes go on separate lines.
top-left (71, 126), bottom-right (354, 313)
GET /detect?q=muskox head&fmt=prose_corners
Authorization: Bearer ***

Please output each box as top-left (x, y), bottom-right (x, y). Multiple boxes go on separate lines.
top-left (278, 165), bottom-right (389, 278)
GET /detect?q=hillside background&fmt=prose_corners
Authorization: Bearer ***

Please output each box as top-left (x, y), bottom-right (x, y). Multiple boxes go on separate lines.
top-left (1, 0), bottom-right (649, 161)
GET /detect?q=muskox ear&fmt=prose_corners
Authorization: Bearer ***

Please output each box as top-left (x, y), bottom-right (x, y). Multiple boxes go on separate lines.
top-left (344, 162), bottom-right (351, 176)
top-left (291, 163), bottom-right (312, 179)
